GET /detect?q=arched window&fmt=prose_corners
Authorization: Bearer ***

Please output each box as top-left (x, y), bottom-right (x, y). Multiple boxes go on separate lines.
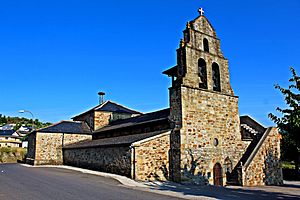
top-left (224, 157), bottom-right (232, 173)
top-left (212, 62), bottom-right (221, 92)
top-left (224, 157), bottom-right (233, 182)
top-left (203, 38), bottom-right (209, 52)
top-left (198, 58), bottom-right (207, 89)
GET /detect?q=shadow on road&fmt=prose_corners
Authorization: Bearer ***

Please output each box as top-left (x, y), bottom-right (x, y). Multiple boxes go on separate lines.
top-left (145, 182), bottom-right (300, 200)
top-left (281, 183), bottom-right (300, 189)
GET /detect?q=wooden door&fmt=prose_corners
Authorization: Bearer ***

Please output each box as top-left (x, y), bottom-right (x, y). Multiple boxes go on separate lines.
top-left (213, 163), bottom-right (223, 186)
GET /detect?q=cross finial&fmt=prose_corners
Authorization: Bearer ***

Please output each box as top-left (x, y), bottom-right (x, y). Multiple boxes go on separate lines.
top-left (198, 7), bottom-right (204, 16)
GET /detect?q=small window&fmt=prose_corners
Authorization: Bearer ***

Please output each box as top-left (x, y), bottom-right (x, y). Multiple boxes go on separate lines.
top-left (213, 138), bottom-right (219, 146)
top-left (212, 63), bottom-right (221, 92)
top-left (203, 38), bottom-right (209, 52)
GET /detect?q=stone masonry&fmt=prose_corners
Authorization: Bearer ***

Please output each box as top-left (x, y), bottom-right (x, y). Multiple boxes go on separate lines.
top-left (27, 9), bottom-right (283, 187)
top-left (165, 12), bottom-right (282, 185)
top-left (243, 127), bottom-right (283, 186)
top-left (64, 146), bottom-right (131, 177)
top-left (132, 132), bottom-right (170, 181)
top-left (27, 132), bottom-right (91, 165)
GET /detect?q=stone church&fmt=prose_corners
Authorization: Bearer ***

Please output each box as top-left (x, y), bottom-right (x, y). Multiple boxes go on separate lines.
top-left (27, 9), bottom-right (283, 186)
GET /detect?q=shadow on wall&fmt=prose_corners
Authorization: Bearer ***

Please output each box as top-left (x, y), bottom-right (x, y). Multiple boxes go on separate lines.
top-left (106, 154), bottom-right (131, 177)
top-left (63, 147), bottom-right (132, 178)
top-left (181, 149), bottom-right (209, 185)
top-left (155, 148), bottom-right (208, 184)
top-left (264, 150), bottom-right (283, 185)
top-left (154, 164), bottom-right (169, 181)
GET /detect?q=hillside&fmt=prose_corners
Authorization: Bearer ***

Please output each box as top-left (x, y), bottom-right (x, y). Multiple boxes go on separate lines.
top-left (0, 114), bottom-right (52, 130)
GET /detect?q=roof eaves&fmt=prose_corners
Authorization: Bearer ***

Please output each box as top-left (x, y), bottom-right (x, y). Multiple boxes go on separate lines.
top-left (99, 100), bottom-right (142, 114)
top-left (162, 65), bottom-right (178, 76)
top-left (36, 121), bottom-right (65, 132)
top-left (64, 142), bottom-right (131, 150)
top-left (94, 117), bottom-right (169, 133)
top-left (71, 101), bottom-right (108, 119)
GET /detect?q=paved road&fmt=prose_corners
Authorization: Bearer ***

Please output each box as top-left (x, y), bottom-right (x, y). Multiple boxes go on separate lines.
top-left (1, 164), bottom-right (300, 200)
top-left (0, 164), bottom-right (183, 200)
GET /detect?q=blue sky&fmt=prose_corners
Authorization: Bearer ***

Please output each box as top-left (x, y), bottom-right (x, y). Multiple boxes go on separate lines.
top-left (0, 0), bottom-right (299, 126)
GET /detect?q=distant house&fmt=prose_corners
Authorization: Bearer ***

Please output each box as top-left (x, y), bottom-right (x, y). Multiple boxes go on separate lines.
top-left (0, 130), bottom-right (22, 148)
top-left (18, 126), bottom-right (33, 136)
top-left (0, 124), bottom-right (16, 131)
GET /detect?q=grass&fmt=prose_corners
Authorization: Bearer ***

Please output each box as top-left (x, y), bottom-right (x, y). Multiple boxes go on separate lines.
top-left (282, 161), bottom-right (295, 169)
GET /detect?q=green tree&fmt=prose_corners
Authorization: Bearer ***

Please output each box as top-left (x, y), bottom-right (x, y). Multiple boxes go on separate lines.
top-left (0, 115), bottom-right (7, 125)
top-left (269, 67), bottom-right (300, 178)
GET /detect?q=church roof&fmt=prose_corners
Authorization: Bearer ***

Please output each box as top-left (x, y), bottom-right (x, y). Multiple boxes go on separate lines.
top-left (64, 129), bottom-right (170, 149)
top-left (36, 121), bottom-right (92, 134)
top-left (163, 65), bottom-right (178, 77)
top-left (93, 108), bottom-right (170, 133)
top-left (240, 115), bottom-right (266, 134)
top-left (72, 100), bottom-right (142, 119)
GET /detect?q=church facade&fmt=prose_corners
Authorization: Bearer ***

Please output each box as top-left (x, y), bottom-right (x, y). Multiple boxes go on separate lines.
top-left (27, 9), bottom-right (283, 186)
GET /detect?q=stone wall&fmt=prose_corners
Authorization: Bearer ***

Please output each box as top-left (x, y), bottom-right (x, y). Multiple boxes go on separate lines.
top-left (94, 111), bottom-right (112, 131)
top-left (243, 127), bottom-right (283, 186)
top-left (178, 86), bottom-right (249, 185)
top-left (33, 132), bottom-right (91, 165)
top-left (74, 111), bottom-right (138, 131)
top-left (94, 111), bottom-right (136, 131)
top-left (63, 146), bottom-right (131, 177)
top-left (132, 132), bottom-right (170, 181)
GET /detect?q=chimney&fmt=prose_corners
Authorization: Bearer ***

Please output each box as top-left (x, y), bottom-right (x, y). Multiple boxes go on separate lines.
top-left (98, 92), bottom-right (105, 104)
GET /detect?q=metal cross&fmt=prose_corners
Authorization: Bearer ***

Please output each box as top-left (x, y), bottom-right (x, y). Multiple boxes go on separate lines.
top-left (198, 7), bottom-right (204, 16)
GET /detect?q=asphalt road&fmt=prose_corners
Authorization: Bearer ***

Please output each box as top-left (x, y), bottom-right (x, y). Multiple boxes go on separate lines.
top-left (0, 164), bottom-right (183, 200)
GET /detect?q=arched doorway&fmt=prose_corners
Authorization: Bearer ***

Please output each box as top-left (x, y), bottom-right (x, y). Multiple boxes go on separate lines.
top-left (213, 163), bottom-right (223, 186)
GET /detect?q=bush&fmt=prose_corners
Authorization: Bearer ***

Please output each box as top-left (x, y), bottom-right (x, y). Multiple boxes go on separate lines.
top-left (0, 147), bottom-right (27, 163)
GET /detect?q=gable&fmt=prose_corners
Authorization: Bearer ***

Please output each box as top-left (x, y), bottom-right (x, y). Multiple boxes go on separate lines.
top-left (96, 101), bottom-right (141, 114)
top-left (191, 16), bottom-right (217, 37)
top-left (72, 100), bottom-right (141, 120)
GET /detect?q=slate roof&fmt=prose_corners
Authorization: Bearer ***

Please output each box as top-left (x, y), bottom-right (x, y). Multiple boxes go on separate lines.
top-left (240, 115), bottom-right (266, 134)
top-left (163, 65), bottom-right (178, 77)
top-left (72, 101), bottom-right (142, 119)
top-left (64, 130), bottom-right (171, 149)
top-left (0, 130), bottom-right (16, 136)
top-left (36, 121), bottom-right (92, 134)
top-left (94, 108), bottom-right (170, 133)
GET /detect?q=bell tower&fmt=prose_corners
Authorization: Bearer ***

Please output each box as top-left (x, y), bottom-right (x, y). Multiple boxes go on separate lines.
top-left (164, 8), bottom-right (242, 184)
top-left (164, 8), bottom-right (234, 95)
